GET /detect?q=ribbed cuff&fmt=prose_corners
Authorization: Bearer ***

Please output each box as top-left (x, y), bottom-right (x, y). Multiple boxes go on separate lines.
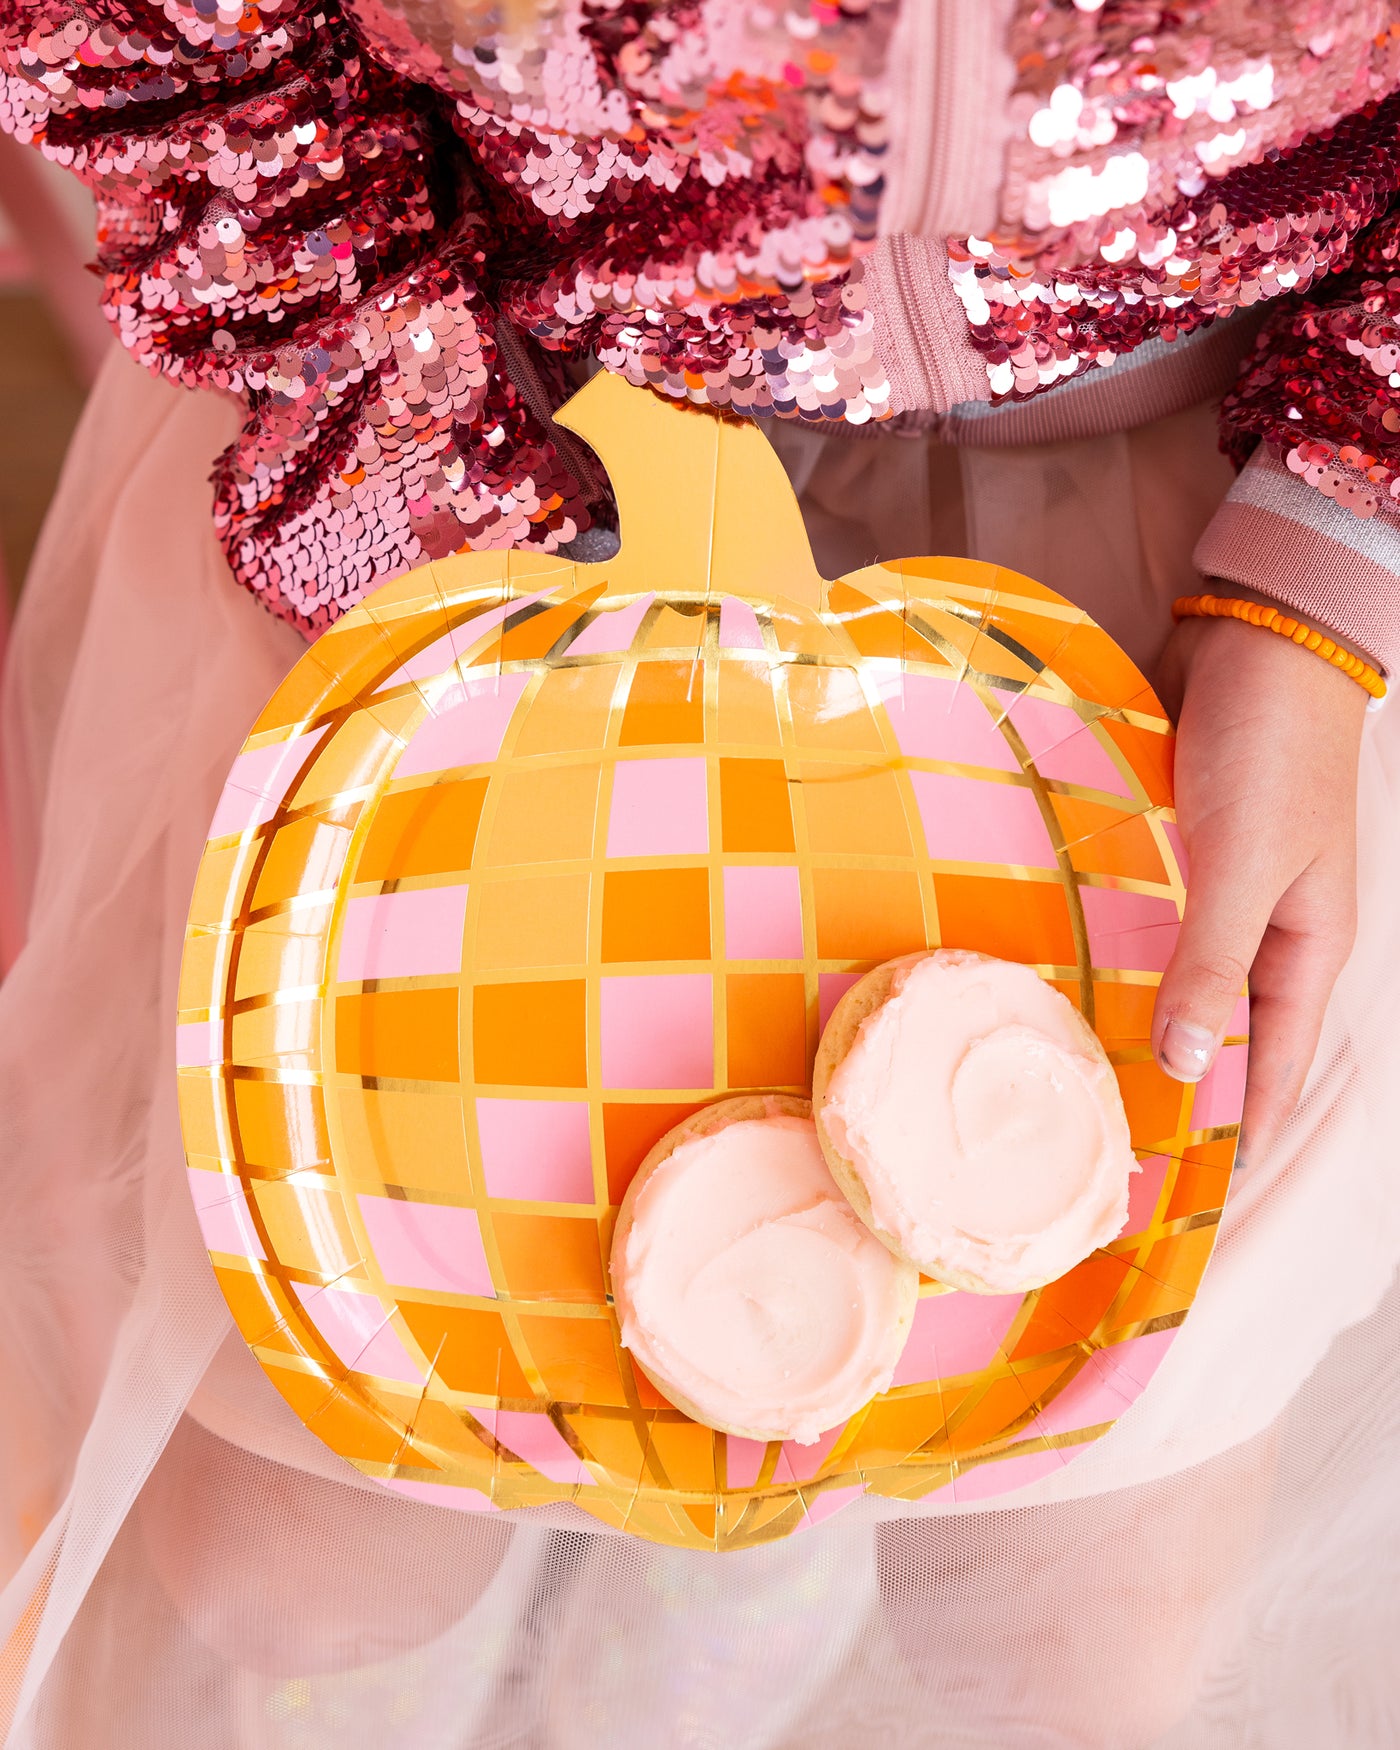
top-left (1194, 446), bottom-right (1400, 679)
top-left (865, 234), bottom-right (991, 417)
top-left (945, 313), bottom-right (1265, 447)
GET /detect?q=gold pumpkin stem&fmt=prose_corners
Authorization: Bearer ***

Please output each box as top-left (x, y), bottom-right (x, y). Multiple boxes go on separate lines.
top-left (553, 373), bottom-right (828, 611)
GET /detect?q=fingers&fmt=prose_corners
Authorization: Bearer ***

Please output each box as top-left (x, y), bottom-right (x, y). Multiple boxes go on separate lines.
top-left (1236, 882), bottom-right (1356, 1162)
top-left (1153, 609), bottom-right (1364, 1170)
top-left (1153, 839), bottom-right (1355, 1166)
top-left (1152, 817), bottom-right (1272, 1086)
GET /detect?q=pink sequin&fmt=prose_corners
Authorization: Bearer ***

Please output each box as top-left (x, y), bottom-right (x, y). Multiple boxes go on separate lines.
top-left (943, 0), bottom-right (1400, 527)
top-left (7, 0), bottom-right (1400, 634)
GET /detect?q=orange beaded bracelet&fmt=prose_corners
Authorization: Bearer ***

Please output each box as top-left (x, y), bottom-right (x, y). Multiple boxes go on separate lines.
top-left (1171, 593), bottom-right (1388, 702)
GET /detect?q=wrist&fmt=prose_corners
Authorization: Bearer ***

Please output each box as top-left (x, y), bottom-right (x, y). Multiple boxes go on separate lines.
top-left (1198, 577), bottom-right (1386, 678)
top-left (1176, 587), bottom-right (1385, 707)
top-left (1159, 601), bottom-right (1370, 732)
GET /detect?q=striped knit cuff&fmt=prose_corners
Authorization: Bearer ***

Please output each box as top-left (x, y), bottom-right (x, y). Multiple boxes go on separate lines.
top-left (1193, 447), bottom-right (1400, 681)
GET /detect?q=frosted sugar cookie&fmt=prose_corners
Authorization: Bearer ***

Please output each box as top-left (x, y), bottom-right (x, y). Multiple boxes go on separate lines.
top-left (610, 1095), bottom-right (918, 1444)
top-left (814, 952), bottom-right (1135, 1295)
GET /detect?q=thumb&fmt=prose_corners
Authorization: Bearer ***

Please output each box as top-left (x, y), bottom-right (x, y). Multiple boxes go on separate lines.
top-left (1153, 826), bottom-right (1270, 1084)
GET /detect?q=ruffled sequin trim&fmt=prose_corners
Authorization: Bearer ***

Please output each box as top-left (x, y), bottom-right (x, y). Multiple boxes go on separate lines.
top-left (214, 219), bottom-right (586, 632)
top-left (0, 0), bottom-right (900, 628)
top-left (1, 0), bottom-right (592, 635)
top-left (434, 1), bottom-right (898, 424)
top-left (0, 0), bottom-right (322, 132)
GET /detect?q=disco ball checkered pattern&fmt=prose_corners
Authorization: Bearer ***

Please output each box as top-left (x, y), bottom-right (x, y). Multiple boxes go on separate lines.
top-left (178, 555), bottom-right (1244, 1550)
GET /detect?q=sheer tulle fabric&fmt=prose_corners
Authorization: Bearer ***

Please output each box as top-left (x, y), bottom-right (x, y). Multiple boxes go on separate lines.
top-left (2, 355), bottom-right (1400, 1745)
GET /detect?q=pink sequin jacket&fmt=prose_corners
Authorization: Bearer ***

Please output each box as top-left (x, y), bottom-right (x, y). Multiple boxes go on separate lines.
top-left (5, 0), bottom-right (1400, 671)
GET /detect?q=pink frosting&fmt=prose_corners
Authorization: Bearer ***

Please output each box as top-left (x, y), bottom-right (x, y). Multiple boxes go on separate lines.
top-left (614, 1115), bottom-right (911, 1444)
top-left (822, 953), bottom-right (1134, 1292)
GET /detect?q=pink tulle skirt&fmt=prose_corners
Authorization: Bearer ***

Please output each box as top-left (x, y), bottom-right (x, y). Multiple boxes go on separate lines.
top-left (3, 352), bottom-right (1400, 1746)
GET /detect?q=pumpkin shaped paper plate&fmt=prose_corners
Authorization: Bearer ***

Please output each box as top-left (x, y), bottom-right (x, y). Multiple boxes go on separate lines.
top-left (177, 374), bottom-right (1245, 1551)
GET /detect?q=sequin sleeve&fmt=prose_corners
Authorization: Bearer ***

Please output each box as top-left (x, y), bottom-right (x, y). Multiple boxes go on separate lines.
top-left (0, 0), bottom-right (906, 630)
top-left (0, 0), bottom-right (592, 635)
top-left (1217, 211), bottom-right (1400, 524)
top-left (944, 87), bottom-right (1400, 410)
top-left (924, 3), bottom-right (1400, 413)
top-left (1193, 213), bottom-right (1400, 679)
top-left (341, 0), bottom-right (897, 426)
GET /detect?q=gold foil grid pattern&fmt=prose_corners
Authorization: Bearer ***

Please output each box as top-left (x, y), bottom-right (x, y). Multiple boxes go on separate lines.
top-left (177, 556), bottom-right (1242, 1550)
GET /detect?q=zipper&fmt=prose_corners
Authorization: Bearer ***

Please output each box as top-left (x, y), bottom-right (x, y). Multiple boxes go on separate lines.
top-left (883, 0), bottom-right (1015, 237)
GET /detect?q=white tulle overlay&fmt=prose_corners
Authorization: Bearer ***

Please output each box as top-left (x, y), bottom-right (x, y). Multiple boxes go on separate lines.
top-left (3, 354), bottom-right (1400, 1745)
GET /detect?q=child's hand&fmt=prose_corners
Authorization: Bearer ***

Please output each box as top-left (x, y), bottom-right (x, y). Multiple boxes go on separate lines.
top-left (1153, 605), bottom-right (1368, 1164)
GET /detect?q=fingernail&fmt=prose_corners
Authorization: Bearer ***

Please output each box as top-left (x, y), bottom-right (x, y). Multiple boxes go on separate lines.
top-left (1157, 1019), bottom-right (1218, 1083)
